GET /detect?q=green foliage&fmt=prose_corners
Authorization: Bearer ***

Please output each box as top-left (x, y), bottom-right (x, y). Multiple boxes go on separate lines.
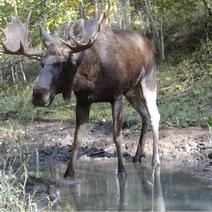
top-left (152, 0), bottom-right (202, 20)
top-left (0, 0), bottom-right (211, 129)
top-left (160, 40), bottom-right (212, 96)
top-left (0, 0), bottom-right (96, 47)
top-left (0, 39), bottom-right (211, 129)
top-left (0, 1), bottom-right (210, 210)
top-left (158, 39), bottom-right (212, 128)
top-left (0, 141), bottom-right (37, 211)
top-left (0, 83), bottom-right (34, 119)
top-left (0, 82), bottom-right (74, 120)
top-left (0, 122), bottom-right (60, 211)
top-left (159, 79), bottom-right (212, 128)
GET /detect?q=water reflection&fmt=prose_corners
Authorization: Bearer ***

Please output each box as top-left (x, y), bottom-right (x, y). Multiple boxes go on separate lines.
top-left (152, 167), bottom-right (166, 211)
top-left (117, 173), bottom-right (127, 211)
top-left (117, 165), bottom-right (166, 211)
top-left (45, 160), bottom-right (212, 211)
top-left (134, 165), bottom-right (166, 211)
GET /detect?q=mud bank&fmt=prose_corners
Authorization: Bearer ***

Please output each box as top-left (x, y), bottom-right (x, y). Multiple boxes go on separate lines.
top-left (0, 120), bottom-right (212, 180)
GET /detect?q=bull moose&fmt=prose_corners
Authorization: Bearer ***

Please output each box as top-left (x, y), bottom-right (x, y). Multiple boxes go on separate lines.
top-left (1, 11), bottom-right (160, 177)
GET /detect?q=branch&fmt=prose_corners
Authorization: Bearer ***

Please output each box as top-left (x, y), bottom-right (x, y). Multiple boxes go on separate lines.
top-left (202, 0), bottom-right (212, 16)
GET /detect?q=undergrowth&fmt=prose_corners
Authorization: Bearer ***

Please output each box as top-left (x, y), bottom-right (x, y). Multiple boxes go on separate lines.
top-left (0, 18), bottom-right (211, 212)
top-left (0, 40), bottom-right (211, 128)
top-left (0, 125), bottom-right (60, 211)
top-left (0, 140), bottom-right (37, 211)
top-left (158, 40), bottom-right (212, 127)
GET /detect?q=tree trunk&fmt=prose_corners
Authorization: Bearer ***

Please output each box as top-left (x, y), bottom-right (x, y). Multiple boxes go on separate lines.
top-left (10, 60), bottom-right (15, 83)
top-left (0, 67), bottom-right (3, 84)
top-left (14, 64), bottom-right (19, 81)
top-left (144, 0), bottom-right (161, 57)
top-left (20, 59), bottom-right (26, 81)
top-left (94, 0), bottom-right (99, 18)
top-left (202, 0), bottom-right (212, 16)
top-left (160, 16), bottom-right (164, 61)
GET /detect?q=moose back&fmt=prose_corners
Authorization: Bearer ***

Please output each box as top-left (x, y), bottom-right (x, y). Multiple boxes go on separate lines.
top-left (1, 12), bottom-right (160, 177)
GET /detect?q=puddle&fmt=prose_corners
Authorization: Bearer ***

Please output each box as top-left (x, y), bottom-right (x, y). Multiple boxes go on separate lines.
top-left (35, 159), bottom-right (212, 211)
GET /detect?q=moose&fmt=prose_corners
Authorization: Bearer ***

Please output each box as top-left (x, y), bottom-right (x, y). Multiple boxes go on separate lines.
top-left (1, 11), bottom-right (160, 177)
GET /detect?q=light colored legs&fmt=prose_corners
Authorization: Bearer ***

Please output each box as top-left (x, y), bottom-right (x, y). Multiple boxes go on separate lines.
top-left (141, 81), bottom-right (160, 166)
top-left (125, 80), bottom-right (160, 166)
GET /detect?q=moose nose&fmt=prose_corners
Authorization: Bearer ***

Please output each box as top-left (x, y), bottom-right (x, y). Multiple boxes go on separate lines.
top-left (32, 87), bottom-right (51, 107)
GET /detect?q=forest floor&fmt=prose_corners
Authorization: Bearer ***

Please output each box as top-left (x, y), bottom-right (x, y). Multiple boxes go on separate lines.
top-left (1, 119), bottom-right (212, 182)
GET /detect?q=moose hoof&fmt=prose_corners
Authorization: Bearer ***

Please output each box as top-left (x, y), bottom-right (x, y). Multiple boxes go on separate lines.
top-left (64, 169), bottom-right (75, 178)
top-left (118, 170), bottom-right (127, 180)
top-left (133, 153), bottom-right (145, 163)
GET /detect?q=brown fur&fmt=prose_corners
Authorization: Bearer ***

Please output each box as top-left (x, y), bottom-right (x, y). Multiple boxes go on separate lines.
top-left (32, 22), bottom-right (160, 178)
top-left (72, 26), bottom-right (155, 103)
top-left (2, 14), bottom-right (160, 177)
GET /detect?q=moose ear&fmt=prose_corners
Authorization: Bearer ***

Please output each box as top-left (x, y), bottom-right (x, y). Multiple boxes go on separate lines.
top-left (39, 26), bottom-right (55, 48)
top-left (69, 19), bottom-right (84, 42)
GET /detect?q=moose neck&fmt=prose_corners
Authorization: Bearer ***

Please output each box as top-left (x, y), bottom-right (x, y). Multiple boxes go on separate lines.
top-left (72, 49), bottom-right (100, 97)
top-left (60, 58), bottom-right (78, 101)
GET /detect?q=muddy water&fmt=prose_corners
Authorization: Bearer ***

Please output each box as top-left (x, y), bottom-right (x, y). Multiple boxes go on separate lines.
top-left (37, 159), bottom-right (212, 211)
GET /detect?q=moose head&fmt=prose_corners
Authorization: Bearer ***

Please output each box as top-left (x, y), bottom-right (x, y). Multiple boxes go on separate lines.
top-left (1, 11), bottom-right (108, 106)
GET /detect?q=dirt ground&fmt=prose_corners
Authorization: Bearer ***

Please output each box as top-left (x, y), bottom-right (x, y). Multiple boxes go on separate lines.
top-left (0, 120), bottom-right (212, 181)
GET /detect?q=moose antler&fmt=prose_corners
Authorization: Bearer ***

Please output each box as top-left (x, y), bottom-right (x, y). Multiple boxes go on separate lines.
top-left (60, 11), bottom-right (109, 53)
top-left (1, 11), bottom-right (43, 57)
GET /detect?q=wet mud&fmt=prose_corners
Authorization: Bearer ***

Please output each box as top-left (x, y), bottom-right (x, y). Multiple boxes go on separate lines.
top-left (1, 120), bottom-right (211, 179)
top-left (1, 119), bottom-right (212, 209)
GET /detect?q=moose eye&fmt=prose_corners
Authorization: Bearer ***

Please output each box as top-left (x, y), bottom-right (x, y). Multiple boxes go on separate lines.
top-left (40, 62), bottom-right (44, 68)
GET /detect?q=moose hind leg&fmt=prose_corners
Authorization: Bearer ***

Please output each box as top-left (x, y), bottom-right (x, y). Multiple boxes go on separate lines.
top-left (112, 95), bottom-right (125, 175)
top-left (64, 101), bottom-right (90, 177)
top-left (141, 81), bottom-right (160, 166)
top-left (125, 89), bottom-right (150, 162)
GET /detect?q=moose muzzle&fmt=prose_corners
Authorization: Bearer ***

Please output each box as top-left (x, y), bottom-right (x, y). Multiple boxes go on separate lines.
top-left (32, 86), bottom-right (54, 107)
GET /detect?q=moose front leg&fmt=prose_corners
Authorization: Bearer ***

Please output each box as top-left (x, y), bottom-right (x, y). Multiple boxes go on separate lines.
top-left (112, 96), bottom-right (125, 175)
top-left (64, 101), bottom-right (91, 177)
